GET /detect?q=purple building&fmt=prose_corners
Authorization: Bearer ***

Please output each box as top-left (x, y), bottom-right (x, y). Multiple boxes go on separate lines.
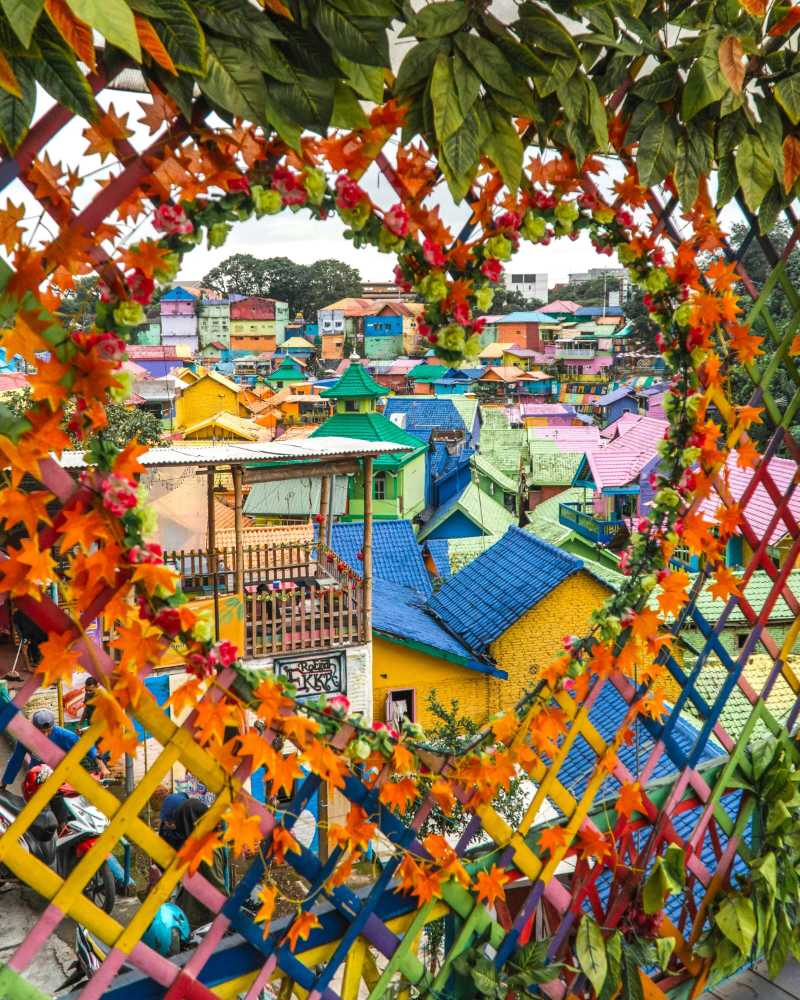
top-left (160, 286), bottom-right (198, 352)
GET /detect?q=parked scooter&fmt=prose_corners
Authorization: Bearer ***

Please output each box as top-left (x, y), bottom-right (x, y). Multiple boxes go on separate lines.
top-left (56, 903), bottom-right (192, 994)
top-left (0, 765), bottom-right (116, 913)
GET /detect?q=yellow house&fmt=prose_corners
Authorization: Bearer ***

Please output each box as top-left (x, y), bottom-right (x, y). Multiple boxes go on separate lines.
top-left (373, 528), bottom-right (611, 728)
top-left (181, 411), bottom-right (271, 442)
top-left (175, 369), bottom-right (249, 430)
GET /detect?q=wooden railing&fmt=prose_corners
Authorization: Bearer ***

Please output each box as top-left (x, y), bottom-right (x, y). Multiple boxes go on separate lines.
top-left (164, 541), bottom-right (367, 656)
top-left (559, 501), bottom-right (627, 545)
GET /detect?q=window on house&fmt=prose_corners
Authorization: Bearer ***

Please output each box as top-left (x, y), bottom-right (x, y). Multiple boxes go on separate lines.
top-left (737, 633), bottom-right (748, 650)
top-left (374, 472), bottom-right (387, 500)
top-left (344, 399), bottom-right (358, 412)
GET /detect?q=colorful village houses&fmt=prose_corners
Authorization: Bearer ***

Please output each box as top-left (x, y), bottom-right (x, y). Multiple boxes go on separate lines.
top-left (493, 311), bottom-right (554, 350)
top-left (160, 286), bottom-right (198, 352)
top-left (264, 355), bottom-right (308, 389)
top-left (197, 295), bottom-right (231, 350)
top-left (229, 296), bottom-right (289, 353)
top-left (174, 368), bottom-right (251, 432)
top-left (311, 364), bottom-right (427, 520)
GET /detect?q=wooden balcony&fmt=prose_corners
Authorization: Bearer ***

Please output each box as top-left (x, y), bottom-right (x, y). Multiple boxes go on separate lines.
top-left (164, 541), bottom-right (366, 657)
top-left (558, 501), bottom-right (627, 545)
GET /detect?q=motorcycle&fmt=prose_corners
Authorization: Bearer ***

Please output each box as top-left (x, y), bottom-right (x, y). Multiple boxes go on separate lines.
top-left (0, 767), bottom-right (116, 914)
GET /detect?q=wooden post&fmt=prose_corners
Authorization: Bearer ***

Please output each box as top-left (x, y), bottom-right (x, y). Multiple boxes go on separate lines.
top-left (319, 474), bottom-right (330, 557)
top-left (363, 457), bottom-right (373, 644)
top-left (207, 468), bottom-right (220, 640)
top-left (327, 475), bottom-right (335, 548)
top-left (233, 464), bottom-right (245, 596)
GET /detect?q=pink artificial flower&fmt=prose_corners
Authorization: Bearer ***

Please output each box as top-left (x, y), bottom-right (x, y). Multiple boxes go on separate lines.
top-left (417, 319), bottom-right (431, 339)
top-left (334, 174), bottom-right (366, 211)
top-left (217, 640), bottom-right (238, 666)
top-left (480, 258), bottom-right (503, 282)
top-left (472, 316), bottom-right (487, 334)
top-left (93, 331), bottom-right (127, 363)
top-left (154, 607), bottom-right (182, 637)
top-left (153, 203), bottom-right (193, 236)
top-left (327, 693), bottom-right (350, 715)
top-left (422, 239), bottom-right (446, 267)
top-left (372, 721), bottom-right (399, 738)
top-left (385, 203), bottom-right (410, 237)
top-left (393, 264), bottom-right (412, 291)
top-left (127, 269), bottom-right (155, 305)
top-left (227, 175), bottom-right (250, 193)
top-left (100, 473), bottom-right (137, 517)
top-left (497, 210), bottom-right (521, 230)
top-left (453, 301), bottom-right (470, 324)
top-left (615, 210), bottom-right (634, 227)
top-left (272, 165), bottom-right (307, 206)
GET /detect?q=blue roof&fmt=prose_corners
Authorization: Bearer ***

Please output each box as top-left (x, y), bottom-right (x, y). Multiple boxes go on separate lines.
top-left (495, 311), bottom-right (553, 324)
top-left (424, 539), bottom-right (452, 579)
top-left (162, 286), bottom-right (197, 301)
top-left (595, 385), bottom-right (636, 406)
top-left (575, 306), bottom-right (624, 317)
top-left (383, 398), bottom-right (466, 442)
top-left (331, 520), bottom-right (432, 596)
top-left (373, 579), bottom-right (503, 675)
top-left (427, 527), bottom-right (583, 651)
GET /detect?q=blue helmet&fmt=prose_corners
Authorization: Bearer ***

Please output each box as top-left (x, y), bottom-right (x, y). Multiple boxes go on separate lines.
top-left (142, 902), bottom-right (190, 957)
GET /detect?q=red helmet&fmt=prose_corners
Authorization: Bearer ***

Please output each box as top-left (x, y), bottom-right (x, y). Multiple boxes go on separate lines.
top-left (23, 764), bottom-right (53, 802)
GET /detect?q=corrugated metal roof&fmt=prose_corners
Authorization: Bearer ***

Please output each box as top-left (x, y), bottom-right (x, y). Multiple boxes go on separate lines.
top-left (57, 437), bottom-right (411, 469)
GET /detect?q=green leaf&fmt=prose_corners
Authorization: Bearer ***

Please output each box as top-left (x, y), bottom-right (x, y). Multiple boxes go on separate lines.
top-left (442, 108), bottom-right (479, 183)
top-left (714, 895), bottom-right (756, 955)
top-left (655, 936), bottom-right (676, 971)
top-left (148, 0), bottom-right (205, 74)
top-left (643, 858), bottom-right (670, 914)
top-left (334, 54), bottom-right (384, 102)
top-left (516, 4), bottom-right (580, 59)
top-left (313, 3), bottom-right (386, 67)
top-left (664, 844), bottom-right (686, 890)
top-left (621, 945), bottom-right (645, 1000)
top-left (557, 75), bottom-right (586, 122)
top-left (201, 38), bottom-right (268, 123)
top-left (0, 0), bottom-right (44, 47)
top-left (0, 59), bottom-right (34, 151)
top-left (400, 0), bottom-right (468, 38)
top-left (636, 117), bottom-right (678, 187)
top-left (331, 81), bottom-right (368, 128)
top-left (766, 907), bottom-right (792, 979)
top-left (267, 74), bottom-right (334, 134)
top-left (395, 39), bottom-right (441, 96)
top-left (752, 738), bottom-right (777, 781)
top-left (29, 34), bottom-right (97, 120)
top-left (768, 797), bottom-right (792, 833)
top-left (576, 916), bottom-right (607, 998)
top-left (483, 111), bottom-right (523, 191)
top-left (735, 133), bottom-right (773, 212)
top-left (717, 109), bottom-right (747, 157)
top-left (455, 33), bottom-right (522, 98)
top-left (675, 128), bottom-right (710, 207)
top-left (632, 62), bottom-right (679, 102)
top-left (753, 852), bottom-right (778, 899)
top-left (431, 52), bottom-right (463, 142)
top-left (452, 51), bottom-right (480, 117)
top-left (775, 74), bottom-right (800, 126)
top-left (681, 52), bottom-right (727, 120)
top-left (598, 931), bottom-right (622, 1000)
top-left (66, 0), bottom-right (141, 60)
top-left (759, 184), bottom-right (784, 234)
top-left (626, 100), bottom-right (662, 142)
top-left (586, 78), bottom-right (608, 149)
top-left (470, 956), bottom-right (500, 997)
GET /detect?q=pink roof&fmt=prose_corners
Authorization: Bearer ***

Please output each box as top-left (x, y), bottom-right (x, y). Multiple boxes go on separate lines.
top-left (586, 418), bottom-right (667, 489)
top-left (700, 452), bottom-right (800, 546)
top-left (122, 359), bottom-right (151, 380)
top-left (521, 403), bottom-right (573, 416)
top-left (601, 412), bottom-right (668, 440)
top-left (387, 359), bottom-right (418, 374)
top-left (529, 426), bottom-right (602, 451)
top-left (540, 300), bottom-right (581, 313)
top-left (128, 345), bottom-right (179, 360)
top-left (0, 372), bottom-right (29, 393)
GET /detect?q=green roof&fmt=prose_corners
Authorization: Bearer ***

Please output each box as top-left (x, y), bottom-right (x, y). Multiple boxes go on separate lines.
top-left (418, 481), bottom-right (515, 541)
top-left (479, 427), bottom-right (525, 477)
top-left (310, 412), bottom-right (425, 470)
top-left (447, 534), bottom-right (504, 573)
top-left (480, 406), bottom-right (511, 430)
top-left (408, 363), bottom-right (449, 382)
top-left (441, 395), bottom-right (479, 431)
top-left (654, 570), bottom-right (800, 626)
top-left (320, 364), bottom-right (388, 399)
top-left (527, 441), bottom-right (583, 486)
top-left (266, 358), bottom-right (306, 382)
top-left (472, 452), bottom-right (518, 492)
top-left (525, 486), bottom-right (586, 543)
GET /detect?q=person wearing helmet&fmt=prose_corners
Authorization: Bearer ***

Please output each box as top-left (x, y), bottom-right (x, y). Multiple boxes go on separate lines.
top-left (170, 799), bottom-right (228, 930)
top-left (0, 708), bottom-right (110, 792)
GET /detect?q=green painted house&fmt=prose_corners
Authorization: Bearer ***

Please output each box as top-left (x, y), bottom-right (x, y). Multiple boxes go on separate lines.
top-left (311, 365), bottom-right (427, 522)
top-left (265, 356), bottom-right (307, 388)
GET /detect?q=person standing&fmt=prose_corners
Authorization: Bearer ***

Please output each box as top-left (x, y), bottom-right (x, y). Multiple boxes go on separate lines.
top-left (0, 708), bottom-right (109, 792)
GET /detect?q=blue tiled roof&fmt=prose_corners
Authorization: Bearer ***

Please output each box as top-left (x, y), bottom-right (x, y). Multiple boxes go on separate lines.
top-left (162, 286), bottom-right (197, 301)
top-left (575, 306), bottom-right (624, 317)
top-left (331, 520), bottom-right (432, 596)
top-left (383, 398), bottom-right (466, 442)
top-left (596, 385), bottom-right (636, 406)
top-left (427, 527), bottom-right (583, 651)
top-left (373, 579), bottom-right (503, 675)
top-left (495, 311), bottom-right (553, 323)
top-left (424, 539), bottom-right (451, 579)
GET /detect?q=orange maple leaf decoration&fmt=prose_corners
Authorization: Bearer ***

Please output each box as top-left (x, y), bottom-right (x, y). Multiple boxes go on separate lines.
top-left (0, 488), bottom-right (51, 537)
top-left (177, 828), bottom-right (225, 876)
top-left (538, 825), bottom-right (570, 856)
top-left (474, 865), bottom-right (511, 908)
top-left (269, 825), bottom-right (300, 864)
top-left (428, 778), bottom-right (456, 815)
top-left (253, 884), bottom-right (278, 936)
top-left (379, 776), bottom-right (419, 814)
top-left (283, 911), bottom-right (321, 953)
top-left (37, 630), bottom-right (83, 687)
top-left (0, 201), bottom-right (25, 253)
top-left (396, 854), bottom-right (444, 904)
top-left (709, 566), bottom-right (743, 602)
top-left (616, 781), bottom-right (646, 820)
top-left (656, 570), bottom-right (691, 616)
top-left (223, 801), bottom-right (264, 857)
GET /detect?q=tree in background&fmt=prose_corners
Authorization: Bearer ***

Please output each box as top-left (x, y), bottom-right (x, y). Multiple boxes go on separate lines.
top-left (625, 287), bottom-right (660, 353)
top-left (482, 286), bottom-right (543, 315)
top-left (3, 389), bottom-right (162, 449)
top-left (203, 254), bottom-right (362, 320)
top-left (549, 275), bottom-right (612, 307)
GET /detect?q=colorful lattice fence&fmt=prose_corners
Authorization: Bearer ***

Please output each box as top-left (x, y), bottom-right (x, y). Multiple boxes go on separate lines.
top-left (0, 2), bottom-right (799, 999)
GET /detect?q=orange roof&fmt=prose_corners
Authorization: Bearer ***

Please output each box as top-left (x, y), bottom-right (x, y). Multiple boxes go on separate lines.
top-left (479, 366), bottom-right (539, 382)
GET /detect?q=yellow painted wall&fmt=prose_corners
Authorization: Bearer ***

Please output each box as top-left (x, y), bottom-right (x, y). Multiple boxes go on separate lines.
top-left (175, 376), bottom-right (246, 429)
top-left (161, 595), bottom-right (246, 668)
top-left (488, 572), bottom-right (610, 712)
top-left (372, 636), bottom-right (495, 729)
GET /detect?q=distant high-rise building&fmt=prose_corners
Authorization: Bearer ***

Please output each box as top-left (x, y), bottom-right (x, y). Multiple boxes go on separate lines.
top-left (504, 272), bottom-right (548, 303)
